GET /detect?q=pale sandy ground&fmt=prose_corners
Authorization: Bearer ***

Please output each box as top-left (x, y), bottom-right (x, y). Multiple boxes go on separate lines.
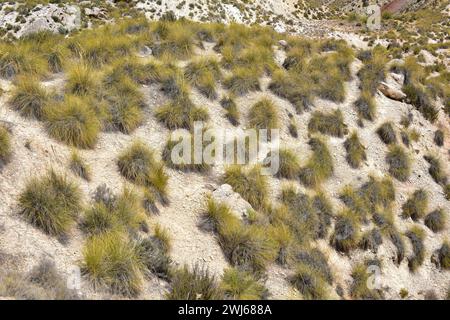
top-left (0, 31), bottom-right (449, 300)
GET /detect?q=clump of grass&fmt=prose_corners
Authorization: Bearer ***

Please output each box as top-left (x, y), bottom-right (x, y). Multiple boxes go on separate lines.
top-left (376, 122), bottom-right (397, 144)
top-left (101, 76), bottom-right (145, 134)
top-left (223, 165), bottom-right (268, 210)
top-left (203, 199), bottom-right (275, 273)
top-left (290, 264), bottom-right (328, 300)
top-left (136, 226), bottom-right (172, 279)
top-left (330, 212), bottom-right (359, 253)
top-left (344, 132), bottom-right (366, 168)
top-left (445, 184), bottom-right (450, 201)
top-left (403, 83), bottom-right (439, 123)
top-left (18, 170), bottom-right (81, 237)
top-left (248, 98), bottom-right (279, 132)
top-left (354, 90), bottom-right (376, 121)
top-left (350, 263), bottom-right (383, 300)
top-left (220, 268), bottom-right (268, 300)
top-left (276, 149), bottom-right (301, 179)
top-left (386, 145), bottom-right (411, 182)
top-left (9, 77), bottom-right (49, 119)
top-left (308, 109), bottom-right (347, 137)
top-left (360, 176), bottom-right (395, 212)
top-left (117, 141), bottom-right (168, 202)
top-left (224, 67), bottom-right (261, 96)
top-left (437, 242), bottom-right (450, 270)
top-left (406, 226), bottom-right (425, 272)
top-left (0, 43), bottom-right (47, 79)
top-left (66, 64), bottom-right (98, 96)
top-left (220, 96), bottom-right (240, 126)
top-left (162, 132), bottom-right (211, 172)
top-left (69, 150), bottom-right (91, 181)
top-left (82, 231), bottom-right (145, 296)
top-left (424, 209), bottom-right (446, 233)
top-left (185, 57), bottom-right (221, 99)
top-left (294, 248), bottom-right (333, 285)
top-left (0, 125), bottom-right (12, 170)
top-left (0, 258), bottom-right (80, 300)
top-left (151, 22), bottom-right (195, 59)
top-left (299, 137), bottom-right (333, 188)
top-left (45, 96), bottom-right (100, 149)
top-left (280, 187), bottom-right (332, 241)
top-left (402, 189), bottom-right (428, 220)
top-left (288, 117), bottom-right (298, 138)
top-left (166, 264), bottom-right (223, 300)
top-left (434, 130), bottom-right (444, 147)
top-left (360, 228), bottom-right (383, 253)
top-left (82, 188), bottom-right (146, 236)
top-left (424, 155), bottom-right (448, 186)
top-left (268, 70), bottom-right (313, 114)
top-left (155, 96), bottom-right (209, 130)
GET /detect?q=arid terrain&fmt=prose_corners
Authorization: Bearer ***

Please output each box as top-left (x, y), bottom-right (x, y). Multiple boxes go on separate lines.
top-left (0, 0), bottom-right (449, 300)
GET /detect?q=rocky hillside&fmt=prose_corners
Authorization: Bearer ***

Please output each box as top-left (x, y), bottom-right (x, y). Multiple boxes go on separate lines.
top-left (0, 0), bottom-right (449, 300)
